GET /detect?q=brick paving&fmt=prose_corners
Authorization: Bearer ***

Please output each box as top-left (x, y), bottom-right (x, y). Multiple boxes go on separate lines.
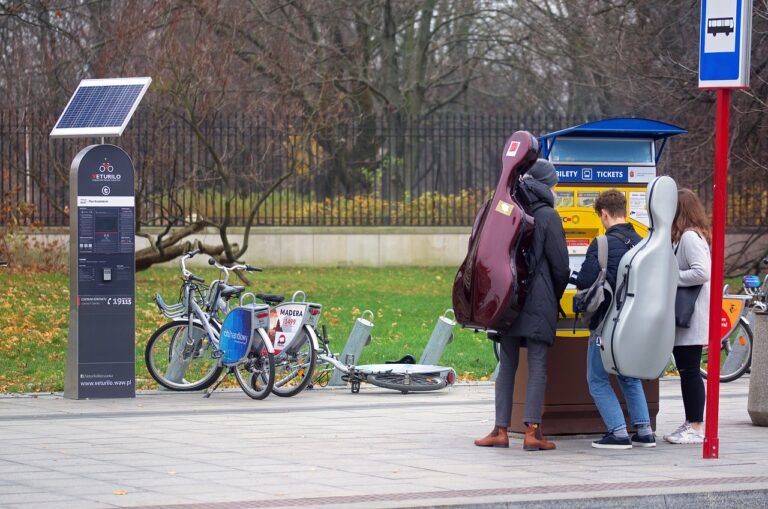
top-left (0, 377), bottom-right (766, 509)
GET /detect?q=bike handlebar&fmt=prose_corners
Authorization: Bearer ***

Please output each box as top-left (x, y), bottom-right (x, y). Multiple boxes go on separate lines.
top-left (180, 250), bottom-right (204, 283)
top-left (207, 257), bottom-right (262, 284)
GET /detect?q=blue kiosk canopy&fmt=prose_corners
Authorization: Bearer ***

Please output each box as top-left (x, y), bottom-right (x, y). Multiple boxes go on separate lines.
top-left (539, 118), bottom-right (687, 185)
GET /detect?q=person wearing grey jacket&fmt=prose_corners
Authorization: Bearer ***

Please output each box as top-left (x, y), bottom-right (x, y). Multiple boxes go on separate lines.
top-left (664, 189), bottom-right (711, 445)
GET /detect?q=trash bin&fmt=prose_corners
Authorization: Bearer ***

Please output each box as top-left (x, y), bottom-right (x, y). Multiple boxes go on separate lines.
top-left (510, 334), bottom-right (658, 435)
top-left (748, 312), bottom-right (768, 426)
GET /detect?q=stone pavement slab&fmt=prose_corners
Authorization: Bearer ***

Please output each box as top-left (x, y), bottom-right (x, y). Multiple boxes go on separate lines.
top-left (0, 377), bottom-right (766, 509)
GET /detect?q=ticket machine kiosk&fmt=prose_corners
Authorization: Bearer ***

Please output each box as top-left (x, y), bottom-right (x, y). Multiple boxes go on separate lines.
top-left (509, 118), bottom-right (686, 434)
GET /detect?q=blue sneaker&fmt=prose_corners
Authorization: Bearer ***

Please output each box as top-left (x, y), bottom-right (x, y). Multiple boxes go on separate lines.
top-left (631, 432), bottom-right (657, 448)
top-left (592, 432), bottom-right (632, 449)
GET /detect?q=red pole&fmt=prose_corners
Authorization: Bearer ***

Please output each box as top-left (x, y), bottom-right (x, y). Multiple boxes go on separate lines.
top-left (703, 88), bottom-right (730, 459)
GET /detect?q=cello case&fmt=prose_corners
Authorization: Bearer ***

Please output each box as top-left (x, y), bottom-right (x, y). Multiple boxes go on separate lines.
top-left (452, 131), bottom-right (538, 331)
top-left (600, 176), bottom-right (679, 379)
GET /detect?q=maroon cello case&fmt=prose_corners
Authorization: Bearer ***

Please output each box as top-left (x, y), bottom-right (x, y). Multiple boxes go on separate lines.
top-left (452, 131), bottom-right (539, 331)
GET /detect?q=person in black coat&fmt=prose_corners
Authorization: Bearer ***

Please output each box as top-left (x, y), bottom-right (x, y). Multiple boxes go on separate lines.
top-left (475, 159), bottom-right (570, 451)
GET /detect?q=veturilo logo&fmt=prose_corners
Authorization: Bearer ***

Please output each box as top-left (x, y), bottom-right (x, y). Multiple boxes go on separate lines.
top-left (92, 174), bottom-right (121, 181)
top-left (91, 159), bottom-right (122, 181)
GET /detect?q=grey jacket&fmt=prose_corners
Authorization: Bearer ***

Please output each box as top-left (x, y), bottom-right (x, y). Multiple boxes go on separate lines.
top-left (674, 230), bottom-right (711, 346)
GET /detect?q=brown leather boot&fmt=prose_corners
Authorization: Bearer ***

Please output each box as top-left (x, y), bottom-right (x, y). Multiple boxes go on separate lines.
top-left (523, 423), bottom-right (556, 451)
top-left (474, 426), bottom-right (509, 448)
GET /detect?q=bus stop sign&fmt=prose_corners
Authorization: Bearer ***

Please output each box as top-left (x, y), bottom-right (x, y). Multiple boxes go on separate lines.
top-left (699, 0), bottom-right (752, 88)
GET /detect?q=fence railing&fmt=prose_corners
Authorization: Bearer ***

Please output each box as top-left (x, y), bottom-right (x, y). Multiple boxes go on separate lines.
top-left (0, 109), bottom-right (764, 228)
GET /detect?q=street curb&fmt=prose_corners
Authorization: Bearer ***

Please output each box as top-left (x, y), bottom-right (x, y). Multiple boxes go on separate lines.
top-left (351, 488), bottom-right (768, 509)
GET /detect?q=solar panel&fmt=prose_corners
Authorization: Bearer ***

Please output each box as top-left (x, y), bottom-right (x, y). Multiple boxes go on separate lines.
top-left (50, 77), bottom-right (151, 138)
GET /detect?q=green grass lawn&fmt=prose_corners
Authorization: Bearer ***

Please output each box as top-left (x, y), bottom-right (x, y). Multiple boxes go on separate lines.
top-left (1, 265), bottom-right (747, 393)
top-left (0, 266), bottom-right (497, 393)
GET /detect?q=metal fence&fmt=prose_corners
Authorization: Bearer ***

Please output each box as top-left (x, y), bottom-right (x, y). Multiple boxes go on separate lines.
top-left (0, 109), bottom-right (763, 228)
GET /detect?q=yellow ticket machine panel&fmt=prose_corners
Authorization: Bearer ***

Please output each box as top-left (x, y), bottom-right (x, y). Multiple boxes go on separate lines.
top-left (539, 119), bottom-right (687, 337)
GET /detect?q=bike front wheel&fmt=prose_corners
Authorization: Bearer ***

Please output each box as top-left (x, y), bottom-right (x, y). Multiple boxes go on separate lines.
top-left (365, 367), bottom-right (456, 393)
top-left (272, 326), bottom-right (317, 397)
top-left (234, 333), bottom-right (276, 400)
top-left (145, 320), bottom-right (223, 391)
top-left (701, 320), bottom-right (753, 383)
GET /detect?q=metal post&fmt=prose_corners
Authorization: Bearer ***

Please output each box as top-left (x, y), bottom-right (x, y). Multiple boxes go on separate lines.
top-left (704, 88), bottom-right (730, 459)
top-left (418, 309), bottom-right (456, 365)
top-left (329, 310), bottom-right (374, 386)
top-left (163, 325), bottom-right (206, 384)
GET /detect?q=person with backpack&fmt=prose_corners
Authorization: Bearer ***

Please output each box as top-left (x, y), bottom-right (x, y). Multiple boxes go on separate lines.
top-left (474, 159), bottom-right (570, 451)
top-left (572, 189), bottom-right (655, 449)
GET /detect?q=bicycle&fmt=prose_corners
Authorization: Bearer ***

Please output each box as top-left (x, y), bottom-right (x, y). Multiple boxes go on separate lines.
top-left (145, 251), bottom-right (277, 398)
top-left (701, 261), bottom-right (768, 382)
top-left (146, 250), bottom-right (238, 390)
top-left (741, 257), bottom-right (768, 313)
top-left (699, 288), bottom-right (753, 383)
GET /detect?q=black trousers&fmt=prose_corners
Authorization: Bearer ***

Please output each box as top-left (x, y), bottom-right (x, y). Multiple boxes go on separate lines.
top-left (673, 345), bottom-right (706, 423)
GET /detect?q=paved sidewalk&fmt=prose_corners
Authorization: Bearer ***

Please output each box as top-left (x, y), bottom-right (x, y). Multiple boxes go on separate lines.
top-left (0, 377), bottom-right (766, 509)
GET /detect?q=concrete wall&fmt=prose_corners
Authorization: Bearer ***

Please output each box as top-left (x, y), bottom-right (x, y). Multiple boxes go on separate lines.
top-left (163, 227), bottom-right (472, 267)
top-left (24, 227), bottom-right (768, 268)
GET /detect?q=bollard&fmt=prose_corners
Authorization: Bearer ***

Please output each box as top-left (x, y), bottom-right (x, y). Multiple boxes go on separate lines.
top-left (329, 310), bottom-right (374, 386)
top-left (748, 312), bottom-right (768, 426)
top-left (418, 309), bottom-right (456, 365)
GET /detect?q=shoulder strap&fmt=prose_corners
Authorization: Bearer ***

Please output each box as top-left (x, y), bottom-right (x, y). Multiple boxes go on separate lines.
top-left (607, 229), bottom-right (634, 249)
top-left (596, 235), bottom-right (608, 270)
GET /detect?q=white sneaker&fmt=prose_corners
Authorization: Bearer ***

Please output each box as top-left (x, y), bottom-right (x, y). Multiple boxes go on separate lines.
top-left (663, 421), bottom-right (690, 442)
top-left (666, 424), bottom-right (704, 444)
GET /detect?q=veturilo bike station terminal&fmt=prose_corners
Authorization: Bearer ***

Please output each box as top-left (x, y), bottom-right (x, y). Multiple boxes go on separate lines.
top-left (50, 77), bottom-right (152, 400)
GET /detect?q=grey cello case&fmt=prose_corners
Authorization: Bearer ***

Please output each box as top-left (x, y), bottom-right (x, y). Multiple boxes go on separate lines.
top-left (600, 176), bottom-right (679, 379)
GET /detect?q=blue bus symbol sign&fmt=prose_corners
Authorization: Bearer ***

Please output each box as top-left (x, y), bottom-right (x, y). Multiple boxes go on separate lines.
top-left (582, 168), bottom-right (593, 181)
top-left (699, 0), bottom-right (752, 88)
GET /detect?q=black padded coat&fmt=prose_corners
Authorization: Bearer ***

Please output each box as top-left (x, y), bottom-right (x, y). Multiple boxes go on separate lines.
top-left (500, 178), bottom-right (570, 346)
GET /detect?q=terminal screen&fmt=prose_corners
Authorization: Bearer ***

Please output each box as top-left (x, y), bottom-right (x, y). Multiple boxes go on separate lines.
top-left (551, 138), bottom-right (654, 165)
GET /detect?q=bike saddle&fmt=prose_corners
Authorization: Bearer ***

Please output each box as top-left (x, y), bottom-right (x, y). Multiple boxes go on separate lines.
top-left (220, 285), bottom-right (245, 298)
top-left (385, 354), bottom-right (416, 365)
top-left (256, 293), bottom-right (285, 305)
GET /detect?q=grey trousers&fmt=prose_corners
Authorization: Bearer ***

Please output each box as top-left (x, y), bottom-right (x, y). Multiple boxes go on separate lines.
top-left (495, 337), bottom-right (549, 427)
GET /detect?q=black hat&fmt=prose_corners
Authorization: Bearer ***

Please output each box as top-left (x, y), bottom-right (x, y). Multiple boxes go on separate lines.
top-left (526, 159), bottom-right (558, 188)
